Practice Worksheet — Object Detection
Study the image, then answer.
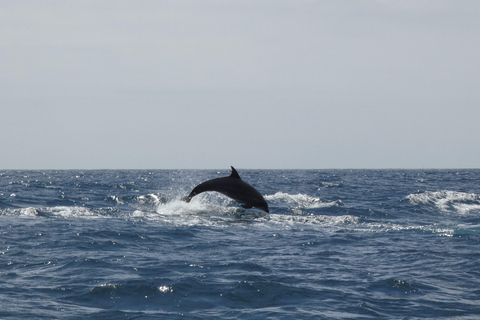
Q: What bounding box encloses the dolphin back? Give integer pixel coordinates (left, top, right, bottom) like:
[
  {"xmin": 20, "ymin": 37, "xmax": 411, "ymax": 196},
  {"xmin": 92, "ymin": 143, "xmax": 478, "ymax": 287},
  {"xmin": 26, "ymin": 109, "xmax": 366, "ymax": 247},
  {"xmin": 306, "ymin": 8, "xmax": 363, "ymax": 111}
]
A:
[
  {"xmin": 182, "ymin": 167, "xmax": 269, "ymax": 213},
  {"xmin": 183, "ymin": 177, "xmax": 230, "ymax": 202}
]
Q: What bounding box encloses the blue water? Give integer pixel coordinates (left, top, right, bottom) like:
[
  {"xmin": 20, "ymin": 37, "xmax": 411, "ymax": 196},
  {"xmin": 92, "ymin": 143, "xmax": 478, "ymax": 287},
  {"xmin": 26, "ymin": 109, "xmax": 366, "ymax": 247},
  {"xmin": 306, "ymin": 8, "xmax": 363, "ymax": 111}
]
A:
[{"xmin": 1, "ymin": 169, "xmax": 480, "ymax": 319}]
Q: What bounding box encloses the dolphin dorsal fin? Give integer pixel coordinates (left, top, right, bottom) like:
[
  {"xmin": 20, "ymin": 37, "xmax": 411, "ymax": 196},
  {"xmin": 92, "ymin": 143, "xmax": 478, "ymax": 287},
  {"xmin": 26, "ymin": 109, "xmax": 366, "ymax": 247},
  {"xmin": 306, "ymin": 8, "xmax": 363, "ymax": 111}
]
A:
[{"xmin": 230, "ymin": 166, "xmax": 241, "ymax": 179}]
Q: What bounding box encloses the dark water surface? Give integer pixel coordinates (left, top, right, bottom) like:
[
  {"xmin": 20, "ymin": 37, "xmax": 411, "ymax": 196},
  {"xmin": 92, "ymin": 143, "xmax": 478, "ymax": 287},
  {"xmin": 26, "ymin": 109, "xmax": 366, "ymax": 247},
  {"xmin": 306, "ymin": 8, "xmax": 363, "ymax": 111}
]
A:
[{"xmin": 1, "ymin": 169, "xmax": 480, "ymax": 319}]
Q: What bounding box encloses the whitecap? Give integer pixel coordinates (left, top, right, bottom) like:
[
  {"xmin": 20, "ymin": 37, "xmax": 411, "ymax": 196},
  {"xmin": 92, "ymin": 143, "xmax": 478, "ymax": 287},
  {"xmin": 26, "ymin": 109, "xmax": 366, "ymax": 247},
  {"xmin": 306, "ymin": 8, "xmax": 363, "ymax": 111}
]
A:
[
  {"xmin": 265, "ymin": 192, "xmax": 338, "ymax": 210},
  {"xmin": 453, "ymin": 204, "xmax": 480, "ymax": 215},
  {"xmin": 137, "ymin": 193, "xmax": 161, "ymax": 204},
  {"xmin": 123, "ymin": 192, "xmax": 344, "ymax": 228},
  {"xmin": 268, "ymin": 214, "xmax": 359, "ymax": 228},
  {"xmin": 129, "ymin": 196, "xmax": 240, "ymax": 227},
  {"xmin": 353, "ymin": 222, "xmax": 455, "ymax": 237},
  {"xmin": 318, "ymin": 182, "xmax": 341, "ymax": 188},
  {"xmin": 1, "ymin": 207, "xmax": 38, "ymax": 217},
  {"xmin": 406, "ymin": 190, "xmax": 480, "ymax": 214},
  {"xmin": 0, "ymin": 206, "xmax": 117, "ymax": 219}
]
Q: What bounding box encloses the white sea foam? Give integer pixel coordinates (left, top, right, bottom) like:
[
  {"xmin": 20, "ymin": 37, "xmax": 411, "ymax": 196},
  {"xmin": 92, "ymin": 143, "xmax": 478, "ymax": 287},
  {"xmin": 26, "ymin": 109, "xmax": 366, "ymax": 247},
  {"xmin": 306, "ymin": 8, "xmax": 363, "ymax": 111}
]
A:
[
  {"xmin": 453, "ymin": 204, "xmax": 480, "ymax": 215},
  {"xmin": 267, "ymin": 214, "xmax": 359, "ymax": 229},
  {"xmin": 406, "ymin": 190, "xmax": 480, "ymax": 214},
  {"xmin": 265, "ymin": 192, "xmax": 338, "ymax": 209},
  {"xmin": 318, "ymin": 182, "xmax": 341, "ymax": 188},
  {"xmin": 144, "ymin": 192, "xmax": 346, "ymax": 228},
  {"xmin": 115, "ymin": 191, "xmax": 343, "ymax": 228},
  {"xmin": 1, "ymin": 207, "xmax": 38, "ymax": 217},
  {"xmin": 352, "ymin": 222, "xmax": 456, "ymax": 237},
  {"xmin": 0, "ymin": 206, "xmax": 112, "ymax": 218},
  {"xmin": 118, "ymin": 191, "xmax": 344, "ymax": 228},
  {"xmin": 128, "ymin": 195, "xmax": 239, "ymax": 227},
  {"xmin": 137, "ymin": 193, "xmax": 161, "ymax": 204}
]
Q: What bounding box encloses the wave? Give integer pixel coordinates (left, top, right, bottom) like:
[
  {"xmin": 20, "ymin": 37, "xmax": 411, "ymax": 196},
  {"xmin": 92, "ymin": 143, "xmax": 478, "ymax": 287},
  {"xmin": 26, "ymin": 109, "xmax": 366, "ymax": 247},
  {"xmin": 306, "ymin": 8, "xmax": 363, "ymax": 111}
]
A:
[
  {"xmin": 0, "ymin": 192, "xmax": 349, "ymax": 229},
  {"xmin": 145, "ymin": 192, "xmax": 352, "ymax": 229},
  {"xmin": 0, "ymin": 206, "xmax": 118, "ymax": 218},
  {"xmin": 130, "ymin": 198, "xmax": 242, "ymax": 227},
  {"xmin": 318, "ymin": 182, "xmax": 341, "ymax": 188},
  {"xmin": 69, "ymin": 282, "xmax": 176, "ymax": 312},
  {"xmin": 108, "ymin": 193, "xmax": 165, "ymax": 206},
  {"xmin": 3, "ymin": 202, "xmax": 474, "ymax": 237},
  {"xmin": 4, "ymin": 196, "xmax": 477, "ymax": 236},
  {"xmin": 70, "ymin": 275, "xmax": 321, "ymax": 313},
  {"xmin": 267, "ymin": 214, "xmax": 359, "ymax": 229},
  {"xmin": 350, "ymin": 222, "xmax": 457, "ymax": 237},
  {"xmin": 12, "ymin": 191, "xmax": 469, "ymax": 235},
  {"xmin": 406, "ymin": 190, "xmax": 480, "ymax": 215},
  {"xmin": 265, "ymin": 192, "xmax": 339, "ymax": 209}
]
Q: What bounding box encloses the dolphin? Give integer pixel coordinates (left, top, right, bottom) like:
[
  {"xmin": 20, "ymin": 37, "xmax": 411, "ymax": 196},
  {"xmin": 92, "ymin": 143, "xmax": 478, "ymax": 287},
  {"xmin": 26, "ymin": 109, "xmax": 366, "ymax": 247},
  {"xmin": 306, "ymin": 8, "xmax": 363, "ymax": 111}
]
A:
[{"xmin": 183, "ymin": 166, "xmax": 269, "ymax": 213}]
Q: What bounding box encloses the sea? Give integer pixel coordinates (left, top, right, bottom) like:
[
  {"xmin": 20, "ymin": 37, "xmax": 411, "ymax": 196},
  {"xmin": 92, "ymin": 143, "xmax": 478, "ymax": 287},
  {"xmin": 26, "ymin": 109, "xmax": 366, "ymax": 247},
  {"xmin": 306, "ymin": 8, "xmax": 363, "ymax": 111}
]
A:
[{"xmin": 1, "ymin": 169, "xmax": 480, "ymax": 319}]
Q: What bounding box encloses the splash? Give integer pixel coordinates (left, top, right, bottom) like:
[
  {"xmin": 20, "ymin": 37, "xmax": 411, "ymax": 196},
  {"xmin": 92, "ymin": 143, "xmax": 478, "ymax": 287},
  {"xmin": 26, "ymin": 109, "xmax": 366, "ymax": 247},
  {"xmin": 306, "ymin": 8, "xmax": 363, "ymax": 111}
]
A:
[
  {"xmin": 1, "ymin": 191, "xmax": 349, "ymax": 230},
  {"xmin": 129, "ymin": 195, "xmax": 244, "ymax": 227}
]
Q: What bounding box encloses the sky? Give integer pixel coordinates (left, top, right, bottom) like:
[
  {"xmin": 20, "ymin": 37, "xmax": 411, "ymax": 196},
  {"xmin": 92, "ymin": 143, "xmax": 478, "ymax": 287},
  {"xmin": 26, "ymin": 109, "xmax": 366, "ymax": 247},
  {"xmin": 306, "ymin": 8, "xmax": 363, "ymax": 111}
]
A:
[{"xmin": 1, "ymin": 1, "xmax": 479, "ymax": 169}]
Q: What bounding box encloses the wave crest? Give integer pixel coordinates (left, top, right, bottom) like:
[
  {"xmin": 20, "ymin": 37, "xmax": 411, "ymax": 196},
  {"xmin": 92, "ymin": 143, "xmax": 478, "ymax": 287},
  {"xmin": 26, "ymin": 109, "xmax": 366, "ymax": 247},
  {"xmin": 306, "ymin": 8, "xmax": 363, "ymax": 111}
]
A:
[
  {"xmin": 406, "ymin": 190, "xmax": 480, "ymax": 214},
  {"xmin": 0, "ymin": 206, "xmax": 118, "ymax": 218},
  {"xmin": 1, "ymin": 192, "xmax": 346, "ymax": 229},
  {"xmin": 265, "ymin": 192, "xmax": 339, "ymax": 210}
]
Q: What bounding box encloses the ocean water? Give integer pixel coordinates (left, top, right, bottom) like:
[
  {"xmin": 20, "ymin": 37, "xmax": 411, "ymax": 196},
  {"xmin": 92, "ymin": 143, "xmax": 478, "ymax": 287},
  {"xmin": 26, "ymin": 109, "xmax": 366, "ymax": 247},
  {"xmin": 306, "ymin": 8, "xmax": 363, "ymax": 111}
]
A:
[{"xmin": 1, "ymin": 169, "xmax": 480, "ymax": 319}]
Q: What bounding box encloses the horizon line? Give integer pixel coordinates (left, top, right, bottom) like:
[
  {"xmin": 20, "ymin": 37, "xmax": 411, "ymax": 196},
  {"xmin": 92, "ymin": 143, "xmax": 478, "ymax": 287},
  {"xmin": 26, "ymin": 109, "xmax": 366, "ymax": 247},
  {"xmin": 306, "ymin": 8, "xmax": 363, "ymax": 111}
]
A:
[{"xmin": 1, "ymin": 167, "xmax": 479, "ymax": 171}]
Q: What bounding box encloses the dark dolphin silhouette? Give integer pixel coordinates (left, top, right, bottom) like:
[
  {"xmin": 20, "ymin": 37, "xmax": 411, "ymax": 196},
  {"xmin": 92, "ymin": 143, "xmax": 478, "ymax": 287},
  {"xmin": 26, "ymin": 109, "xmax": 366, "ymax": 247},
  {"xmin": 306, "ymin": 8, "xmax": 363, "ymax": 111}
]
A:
[{"xmin": 183, "ymin": 166, "xmax": 269, "ymax": 213}]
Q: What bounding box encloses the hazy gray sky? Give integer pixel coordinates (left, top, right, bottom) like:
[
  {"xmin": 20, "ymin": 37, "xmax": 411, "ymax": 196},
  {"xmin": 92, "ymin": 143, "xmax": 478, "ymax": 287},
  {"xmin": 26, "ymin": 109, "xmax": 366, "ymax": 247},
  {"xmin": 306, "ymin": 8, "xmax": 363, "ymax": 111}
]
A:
[{"xmin": 2, "ymin": 1, "xmax": 479, "ymax": 169}]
